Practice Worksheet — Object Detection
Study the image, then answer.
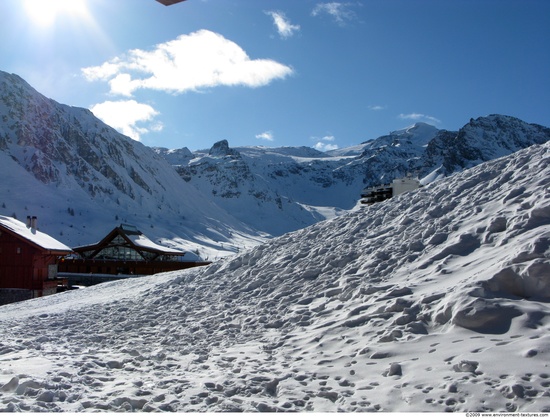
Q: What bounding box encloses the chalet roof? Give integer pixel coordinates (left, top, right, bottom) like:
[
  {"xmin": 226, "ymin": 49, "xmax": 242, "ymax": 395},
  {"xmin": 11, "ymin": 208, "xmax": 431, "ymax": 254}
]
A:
[
  {"xmin": 0, "ymin": 215, "xmax": 72, "ymax": 253},
  {"xmin": 74, "ymin": 224, "xmax": 186, "ymax": 257}
]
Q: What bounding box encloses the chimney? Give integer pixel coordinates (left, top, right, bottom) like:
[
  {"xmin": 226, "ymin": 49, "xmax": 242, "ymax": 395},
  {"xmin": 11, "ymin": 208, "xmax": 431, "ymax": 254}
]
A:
[
  {"xmin": 26, "ymin": 216, "xmax": 32, "ymax": 228},
  {"xmin": 31, "ymin": 216, "xmax": 37, "ymax": 230}
]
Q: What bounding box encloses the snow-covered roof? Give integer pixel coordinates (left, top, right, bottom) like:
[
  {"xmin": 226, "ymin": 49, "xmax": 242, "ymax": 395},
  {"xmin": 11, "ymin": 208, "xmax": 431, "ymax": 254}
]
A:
[
  {"xmin": 127, "ymin": 233, "xmax": 185, "ymax": 255},
  {"xmin": 74, "ymin": 224, "xmax": 187, "ymax": 256},
  {"xmin": 0, "ymin": 215, "xmax": 72, "ymax": 252}
]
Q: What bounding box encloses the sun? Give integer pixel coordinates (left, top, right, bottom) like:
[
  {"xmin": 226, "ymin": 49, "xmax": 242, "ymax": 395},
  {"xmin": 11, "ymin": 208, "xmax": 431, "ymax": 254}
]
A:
[{"xmin": 23, "ymin": 0, "xmax": 90, "ymax": 28}]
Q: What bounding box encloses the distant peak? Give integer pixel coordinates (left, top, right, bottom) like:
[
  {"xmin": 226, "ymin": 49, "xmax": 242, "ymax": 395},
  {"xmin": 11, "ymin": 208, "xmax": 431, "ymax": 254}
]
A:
[
  {"xmin": 470, "ymin": 114, "xmax": 520, "ymax": 123},
  {"xmin": 465, "ymin": 114, "xmax": 530, "ymax": 129},
  {"xmin": 411, "ymin": 121, "xmax": 433, "ymax": 127},
  {"xmin": 408, "ymin": 121, "xmax": 438, "ymax": 131},
  {"xmin": 0, "ymin": 71, "xmax": 33, "ymax": 91},
  {"xmin": 209, "ymin": 139, "xmax": 239, "ymax": 157},
  {"xmin": 383, "ymin": 122, "xmax": 440, "ymax": 147}
]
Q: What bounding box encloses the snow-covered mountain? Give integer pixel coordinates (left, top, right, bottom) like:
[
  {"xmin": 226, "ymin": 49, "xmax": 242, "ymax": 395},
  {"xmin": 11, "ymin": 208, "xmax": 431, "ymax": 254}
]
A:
[
  {"xmin": 0, "ymin": 140, "xmax": 548, "ymax": 412},
  {"xmin": 153, "ymin": 140, "xmax": 348, "ymax": 236},
  {"xmin": 1, "ymin": 69, "xmax": 549, "ymax": 255},
  {"xmin": 0, "ymin": 71, "xmax": 267, "ymax": 260},
  {"xmin": 155, "ymin": 116, "xmax": 550, "ymax": 235}
]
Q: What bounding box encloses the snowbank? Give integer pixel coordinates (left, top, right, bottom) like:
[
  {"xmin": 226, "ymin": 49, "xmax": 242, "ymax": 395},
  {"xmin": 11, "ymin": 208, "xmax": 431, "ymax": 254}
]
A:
[{"xmin": 0, "ymin": 143, "xmax": 549, "ymax": 412}]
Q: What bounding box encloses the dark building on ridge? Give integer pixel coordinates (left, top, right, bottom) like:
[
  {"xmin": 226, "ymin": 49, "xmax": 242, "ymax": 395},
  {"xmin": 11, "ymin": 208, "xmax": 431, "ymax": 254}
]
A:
[{"xmin": 361, "ymin": 175, "xmax": 422, "ymax": 205}]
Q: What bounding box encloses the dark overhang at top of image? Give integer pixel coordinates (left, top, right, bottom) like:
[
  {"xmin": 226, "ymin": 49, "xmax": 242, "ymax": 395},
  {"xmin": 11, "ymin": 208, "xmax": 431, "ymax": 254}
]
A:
[{"xmin": 156, "ymin": 0, "xmax": 187, "ymax": 5}]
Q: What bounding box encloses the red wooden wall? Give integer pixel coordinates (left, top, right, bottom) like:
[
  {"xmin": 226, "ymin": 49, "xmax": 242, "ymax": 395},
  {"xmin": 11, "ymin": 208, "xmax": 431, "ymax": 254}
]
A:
[{"xmin": 0, "ymin": 228, "xmax": 57, "ymax": 295}]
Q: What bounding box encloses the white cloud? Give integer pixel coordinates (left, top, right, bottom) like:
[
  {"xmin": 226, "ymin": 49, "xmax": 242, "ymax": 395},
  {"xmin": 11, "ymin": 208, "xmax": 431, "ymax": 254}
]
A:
[
  {"xmin": 266, "ymin": 10, "xmax": 300, "ymax": 39},
  {"xmin": 399, "ymin": 113, "xmax": 424, "ymax": 120},
  {"xmin": 399, "ymin": 113, "xmax": 441, "ymax": 125},
  {"xmin": 81, "ymin": 59, "xmax": 121, "ymax": 81},
  {"xmin": 369, "ymin": 105, "xmax": 386, "ymax": 111},
  {"xmin": 90, "ymin": 100, "xmax": 160, "ymax": 141},
  {"xmin": 82, "ymin": 30, "xmax": 294, "ymax": 96},
  {"xmin": 311, "ymin": 134, "xmax": 335, "ymax": 141},
  {"xmin": 256, "ymin": 131, "xmax": 274, "ymax": 141},
  {"xmin": 312, "ymin": 135, "xmax": 338, "ymax": 151},
  {"xmin": 109, "ymin": 73, "xmax": 139, "ymax": 97},
  {"xmin": 312, "ymin": 2, "xmax": 356, "ymax": 26},
  {"xmin": 314, "ymin": 141, "xmax": 339, "ymax": 152}
]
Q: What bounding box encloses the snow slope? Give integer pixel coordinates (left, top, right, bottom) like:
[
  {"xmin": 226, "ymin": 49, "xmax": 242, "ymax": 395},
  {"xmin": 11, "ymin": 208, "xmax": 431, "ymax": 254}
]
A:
[{"xmin": 0, "ymin": 142, "xmax": 549, "ymax": 412}]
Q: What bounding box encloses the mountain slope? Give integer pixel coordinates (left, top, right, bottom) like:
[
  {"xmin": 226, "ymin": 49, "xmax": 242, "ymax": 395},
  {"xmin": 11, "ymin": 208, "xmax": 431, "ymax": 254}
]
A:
[
  {"xmin": 157, "ymin": 116, "xmax": 550, "ymax": 236},
  {"xmin": 0, "ymin": 71, "xmax": 266, "ymax": 259},
  {"xmin": 156, "ymin": 140, "xmax": 347, "ymax": 236},
  {"xmin": 423, "ymin": 114, "xmax": 550, "ymax": 178},
  {"xmin": 0, "ymin": 141, "xmax": 548, "ymax": 412}
]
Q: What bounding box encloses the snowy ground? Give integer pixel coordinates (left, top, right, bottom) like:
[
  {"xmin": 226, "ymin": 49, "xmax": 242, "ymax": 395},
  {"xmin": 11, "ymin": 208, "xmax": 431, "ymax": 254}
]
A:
[{"xmin": 0, "ymin": 142, "xmax": 549, "ymax": 412}]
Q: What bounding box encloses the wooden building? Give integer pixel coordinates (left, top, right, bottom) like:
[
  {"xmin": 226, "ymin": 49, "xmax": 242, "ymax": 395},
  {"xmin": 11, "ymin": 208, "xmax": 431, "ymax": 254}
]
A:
[
  {"xmin": 58, "ymin": 224, "xmax": 209, "ymax": 283},
  {"xmin": 0, "ymin": 215, "xmax": 72, "ymax": 305}
]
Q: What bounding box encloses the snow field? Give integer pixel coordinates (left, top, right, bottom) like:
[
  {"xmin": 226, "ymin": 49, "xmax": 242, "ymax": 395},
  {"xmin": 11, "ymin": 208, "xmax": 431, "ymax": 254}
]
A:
[{"xmin": 0, "ymin": 143, "xmax": 549, "ymax": 412}]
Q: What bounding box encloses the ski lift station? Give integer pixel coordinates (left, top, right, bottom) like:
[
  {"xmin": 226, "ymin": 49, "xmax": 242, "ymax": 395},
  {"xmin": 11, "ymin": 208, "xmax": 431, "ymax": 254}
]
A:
[{"xmin": 58, "ymin": 224, "xmax": 210, "ymax": 287}]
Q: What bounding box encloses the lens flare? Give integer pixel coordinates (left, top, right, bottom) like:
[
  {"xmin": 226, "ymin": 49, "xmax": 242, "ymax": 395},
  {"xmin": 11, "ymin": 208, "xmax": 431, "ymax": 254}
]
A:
[{"xmin": 23, "ymin": 0, "xmax": 90, "ymax": 28}]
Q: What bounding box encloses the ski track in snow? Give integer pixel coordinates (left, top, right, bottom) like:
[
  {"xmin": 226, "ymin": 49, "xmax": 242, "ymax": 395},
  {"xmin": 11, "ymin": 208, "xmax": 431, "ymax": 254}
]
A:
[{"xmin": 0, "ymin": 143, "xmax": 550, "ymax": 412}]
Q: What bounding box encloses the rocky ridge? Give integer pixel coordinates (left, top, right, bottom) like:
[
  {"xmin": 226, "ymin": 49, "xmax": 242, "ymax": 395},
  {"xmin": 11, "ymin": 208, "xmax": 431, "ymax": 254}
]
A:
[{"xmin": 155, "ymin": 116, "xmax": 550, "ymax": 235}]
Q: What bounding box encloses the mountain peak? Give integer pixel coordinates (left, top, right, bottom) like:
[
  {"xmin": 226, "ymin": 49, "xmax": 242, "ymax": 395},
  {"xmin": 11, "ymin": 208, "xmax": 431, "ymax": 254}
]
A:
[
  {"xmin": 396, "ymin": 122, "xmax": 439, "ymax": 142},
  {"xmin": 209, "ymin": 139, "xmax": 239, "ymax": 157}
]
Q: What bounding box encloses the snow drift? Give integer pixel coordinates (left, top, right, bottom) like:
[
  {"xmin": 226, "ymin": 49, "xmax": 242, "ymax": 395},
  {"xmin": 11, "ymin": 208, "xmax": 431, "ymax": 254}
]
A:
[{"xmin": 0, "ymin": 141, "xmax": 549, "ymax": 412}]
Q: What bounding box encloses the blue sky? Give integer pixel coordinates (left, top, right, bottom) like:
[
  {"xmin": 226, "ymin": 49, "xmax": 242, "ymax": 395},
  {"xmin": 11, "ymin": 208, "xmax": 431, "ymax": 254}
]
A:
[{"xmin": 1, "ymin": 0, "xmax": 549, "ymax": 152}]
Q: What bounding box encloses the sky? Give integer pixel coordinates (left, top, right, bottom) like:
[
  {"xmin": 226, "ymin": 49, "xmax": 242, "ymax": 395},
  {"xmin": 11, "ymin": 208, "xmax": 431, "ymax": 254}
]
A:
[{"xmin": 1, "ymin": 0, "xmax": 549, "ymax": 152}]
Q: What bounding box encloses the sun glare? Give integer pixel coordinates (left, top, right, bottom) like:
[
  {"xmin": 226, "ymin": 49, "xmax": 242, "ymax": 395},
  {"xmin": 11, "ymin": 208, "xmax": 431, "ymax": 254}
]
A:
[{"xmin": 23, "ymin": 0, "xmax": 90, "ymax": 28}]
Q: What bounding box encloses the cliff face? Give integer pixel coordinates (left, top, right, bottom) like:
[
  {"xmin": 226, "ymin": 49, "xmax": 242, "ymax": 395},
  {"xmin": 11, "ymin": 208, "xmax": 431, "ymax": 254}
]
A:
[{"xmin": 0, "ymin": 71, "xmax": 164, "ymax": 197}]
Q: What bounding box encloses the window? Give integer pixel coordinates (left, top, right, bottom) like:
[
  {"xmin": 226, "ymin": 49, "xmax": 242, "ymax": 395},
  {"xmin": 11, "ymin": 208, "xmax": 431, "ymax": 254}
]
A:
[{"xmin": 95, "ymin": 241, "xmax": 145, "ymax": 261}]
